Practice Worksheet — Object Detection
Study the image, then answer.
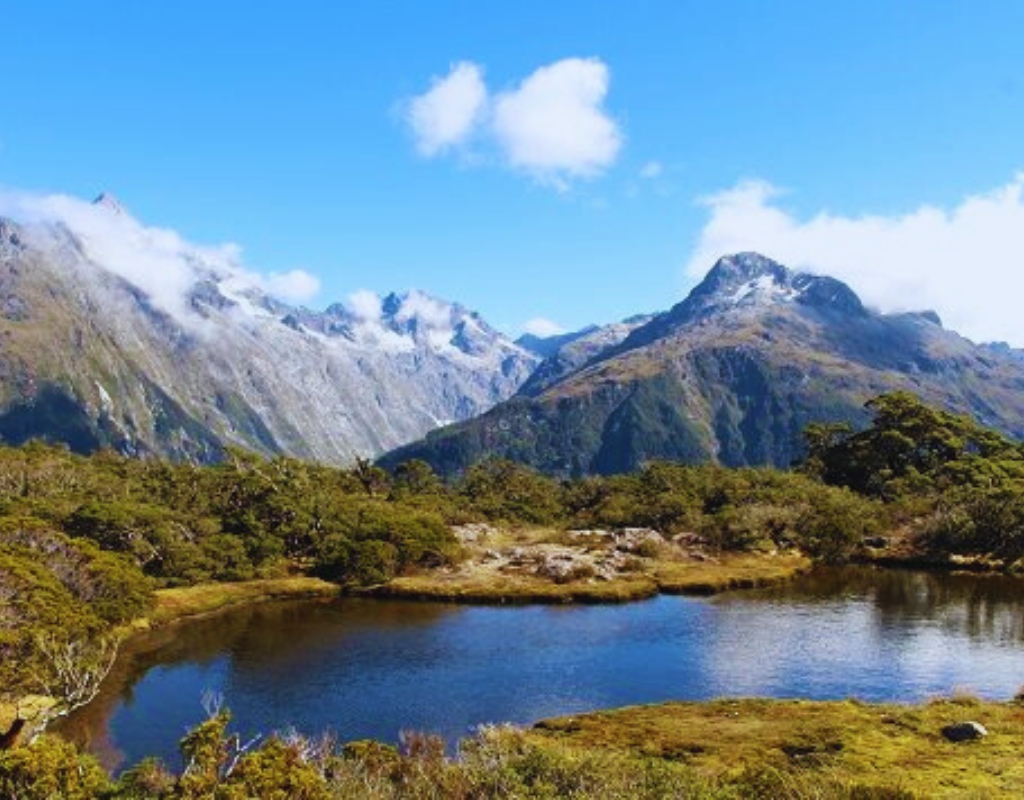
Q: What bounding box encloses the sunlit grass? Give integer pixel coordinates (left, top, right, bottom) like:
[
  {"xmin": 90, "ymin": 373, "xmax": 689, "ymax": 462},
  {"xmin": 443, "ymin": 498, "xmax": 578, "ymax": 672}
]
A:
[
  {"xmin": 149, "ymin": 577, "xmax": 341, "ymax": 624},
  {"xmin": 533, "ymin": 697, "xmax": 1024, "ymax": 797}
]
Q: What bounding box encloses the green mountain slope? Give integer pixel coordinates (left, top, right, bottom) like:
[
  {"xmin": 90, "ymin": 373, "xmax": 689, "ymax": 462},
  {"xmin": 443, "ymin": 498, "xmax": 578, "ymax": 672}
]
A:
[{"xmin": 381, "ymin": 253, "xmax": 1024, "ymax": 476}]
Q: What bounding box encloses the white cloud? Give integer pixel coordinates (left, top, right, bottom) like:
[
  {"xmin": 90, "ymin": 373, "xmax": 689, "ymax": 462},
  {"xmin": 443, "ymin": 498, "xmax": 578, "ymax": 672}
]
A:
[
  {"xmin": 0, "ymin": 189, "xmax": 321, "ymax": 324},
  {"xmin": 402, "ymin": 57, "xmax": 623, "ymax": 187},
  {"xmin": 639, "ymin": 161, "xmax": 663, "ymax": 179},
  {"xmin": 405, "ymin": 61, "xmax": 487, "ymax": 156},
  {"xmin": 345, "ymin": 289, "xmax": 383, "ymax": 321},
  {"xmin": 522, "ymin": 317, "xmax": 566, "ymax": 337},
  {"xmin": 264, "ymin": 269, "xmax": 320, "ymax": 302},
  {"xmin": 685, "ymin": 174, "xmax": 1024, "ymax": 346},
  {"xmin": 341, "ymin": 289, "xmax": 423, "ymax": 353},
  {"xmin": 492, "ymin": 58, "xmax": 622, "ymax": 185},
  {"xmin": 395, "ymin": 289, "xmax": 452, "ymax": 328}
]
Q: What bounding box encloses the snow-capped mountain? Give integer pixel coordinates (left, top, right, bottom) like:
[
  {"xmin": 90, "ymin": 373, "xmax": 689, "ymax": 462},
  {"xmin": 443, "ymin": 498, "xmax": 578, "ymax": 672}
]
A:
[
  {"xmin": 0, "ymin": 194, "xmax": 538, "ymax": 462},
  {"xmin": 382, "ymin": 253, "xmax": 1024, "ymax": 477}
]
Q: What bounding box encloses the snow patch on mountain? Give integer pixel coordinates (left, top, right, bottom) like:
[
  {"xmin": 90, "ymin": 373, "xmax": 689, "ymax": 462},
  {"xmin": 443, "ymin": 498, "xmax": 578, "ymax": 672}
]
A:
[{"xmin": 724, "ymin": 273, "xmax": 800, "ymax": 306}]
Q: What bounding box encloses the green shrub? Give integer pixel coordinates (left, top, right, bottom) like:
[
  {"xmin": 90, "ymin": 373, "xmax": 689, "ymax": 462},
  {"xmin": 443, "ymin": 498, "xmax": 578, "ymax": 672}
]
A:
[{"xmin": 0, "ymin": 735, "xmax": 110, "ymax": 799}]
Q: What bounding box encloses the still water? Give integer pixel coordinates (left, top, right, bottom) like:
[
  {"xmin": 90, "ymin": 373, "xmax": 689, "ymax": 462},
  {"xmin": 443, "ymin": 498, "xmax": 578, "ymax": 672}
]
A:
[{"xmin": 59, "ymin": 567, "xmax": 1024, "ymax": 770}]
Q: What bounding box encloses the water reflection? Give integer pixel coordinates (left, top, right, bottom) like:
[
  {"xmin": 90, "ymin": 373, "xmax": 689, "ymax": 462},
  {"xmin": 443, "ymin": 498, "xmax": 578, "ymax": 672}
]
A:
[
  {"xmin": 706, "ymin": 567, "xmax": 1024, "ymax": 700},
  {"xmin": 58, "ymin": 569, "xmax": 1024, "ymax": 772},
  {"xmin": 57, "ymin": 599, "xmax": 458, "ymax": 768},
  {"xmin": 727, "ymin": 567, "xmax": 1024, "ymax": 644}
]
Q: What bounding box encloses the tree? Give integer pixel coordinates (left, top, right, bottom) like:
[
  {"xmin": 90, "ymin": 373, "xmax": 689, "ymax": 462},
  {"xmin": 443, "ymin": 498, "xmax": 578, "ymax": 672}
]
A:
[
  {"xmin": 25, "ymin": 633, "xmax": 121, "ymax": 742},
  {"xmin": 390, "ymin": 459, "xmax": 444, "ymax": 498},
  {"xmin": 460, "ymin": 459, "xmax": 562, "ymax": 524},
  {"xmin": 352, "ymin": 458, "xmax": 391, "ymax": 497}
]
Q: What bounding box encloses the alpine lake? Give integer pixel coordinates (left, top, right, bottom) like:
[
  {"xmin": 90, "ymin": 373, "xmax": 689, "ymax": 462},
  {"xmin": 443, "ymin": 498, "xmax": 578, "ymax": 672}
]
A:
[{"xmin": 57, "ymin": 566, "xmax": 1024, "ymax": 771}]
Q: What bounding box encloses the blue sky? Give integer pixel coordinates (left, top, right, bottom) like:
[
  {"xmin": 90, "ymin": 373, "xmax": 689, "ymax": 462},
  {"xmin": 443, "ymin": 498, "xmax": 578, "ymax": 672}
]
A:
[{"xmin": 2, "ymin": 1, "xmax": 1023, "ymax": 342}]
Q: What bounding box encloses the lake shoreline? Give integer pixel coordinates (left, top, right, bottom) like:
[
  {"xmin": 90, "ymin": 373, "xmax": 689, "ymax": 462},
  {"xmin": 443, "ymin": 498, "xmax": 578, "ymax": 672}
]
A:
[
  {"xmin": 140, "ymin": 576, "xmax": 343, "ymax": 630},
  {"xmin": 141, "ymin": 549, "xmax": 812, "ymax": 625},
  {"xmin": 53, "ymin": 565, "xmax": 1024, "ymax": 797},
  {"xmin": 140, "ymin": 546, "xmax": 1024, "ymax": 627}
]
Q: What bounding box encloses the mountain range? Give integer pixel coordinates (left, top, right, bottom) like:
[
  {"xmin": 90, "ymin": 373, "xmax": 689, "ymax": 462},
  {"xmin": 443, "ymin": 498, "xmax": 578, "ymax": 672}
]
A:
[
  {"xmin": 382, "ymin": 253, "xmax": 1024, "ymax": 476},
  {"xmin": 0, "ymin": 197, "xmax": 537, "ymax": 463},
  {"xmin": 2, "ymin": 196, "xmax": 1023, "ymax": 475}
]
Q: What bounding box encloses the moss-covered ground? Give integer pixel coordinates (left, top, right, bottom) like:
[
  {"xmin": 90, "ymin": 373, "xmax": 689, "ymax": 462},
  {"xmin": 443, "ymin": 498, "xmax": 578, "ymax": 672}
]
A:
[{"xmin": 532, "ymin": 696, "xmax": 1024, "ymax": 798}]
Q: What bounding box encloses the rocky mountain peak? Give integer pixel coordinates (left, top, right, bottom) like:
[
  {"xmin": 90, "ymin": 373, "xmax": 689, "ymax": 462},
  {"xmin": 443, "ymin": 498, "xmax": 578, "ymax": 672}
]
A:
[
  {"xmin": 380, "ymin": 291, "xmax": 405, "ymax": 318},
  {"xmin": 688, "ymin": 252, "xmax": 865, "ymax": 317},
  {"xmin": 700, "ymin": 252, "xmax": 790, "ymax": 292}
]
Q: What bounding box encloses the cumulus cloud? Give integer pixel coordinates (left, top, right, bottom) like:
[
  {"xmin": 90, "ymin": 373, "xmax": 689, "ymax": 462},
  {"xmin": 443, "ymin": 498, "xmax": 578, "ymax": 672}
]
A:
[
  {"xmin": 402, "ymin": 57, "xmax": 623, "ymax": 186},
  {"xmin": 522, "ymin": 317, "xmax": 566, "ymax": 337},
  {"xmin": 394, "ymin": 289, "xmax": 452, "ymax": 329},
  {"xmin": 405, "ymin": 61, "xmax": 487, "ymax": 156},
  {"xmin": 492, "ymin": 58, "xmax": 622, "ymax": 184},
  {"xmin": 342, "ymin": 289, "xmax": 458, "ymax": 353},
  {"xmin": 345, "ymin": 288, "xmax": 384, "ymax": 321},
  {"xmin": 685, "ymin": 175, "xmax": 1024, "ymax": 346},
  {"xmin": 0, "ymin": 189, "xmax": 320, "ymax": 325},
  {"xmin": 264, "ymin": 270, "xmax": 321, "ymax": 302}
]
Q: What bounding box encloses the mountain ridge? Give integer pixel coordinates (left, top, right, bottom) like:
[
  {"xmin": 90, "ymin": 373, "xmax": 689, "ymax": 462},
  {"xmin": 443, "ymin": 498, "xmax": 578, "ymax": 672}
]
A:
[
  {"xmin": 380, "ymin": 253, "xmax": 1024, "ymax": 476},
  {"xmin": 0, "ymin": 202, "xmax": 539, "ymax": 463}
]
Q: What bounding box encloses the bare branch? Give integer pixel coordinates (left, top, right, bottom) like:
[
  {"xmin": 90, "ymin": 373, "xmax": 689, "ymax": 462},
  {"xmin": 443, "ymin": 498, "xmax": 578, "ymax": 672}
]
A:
[{"xmin": 201, "ymin": 689, "xmax": 224, "ymax": 719}]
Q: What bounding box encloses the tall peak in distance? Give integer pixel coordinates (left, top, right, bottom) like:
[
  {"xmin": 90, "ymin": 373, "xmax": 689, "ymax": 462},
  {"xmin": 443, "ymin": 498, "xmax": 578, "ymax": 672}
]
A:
[
  {"xmin": 701, "ymin": 252, "xmax": 790, "ymax": 289},
  {"xmin": 689, "ymin": 252, "xmax": 866, "ymax": 317}
]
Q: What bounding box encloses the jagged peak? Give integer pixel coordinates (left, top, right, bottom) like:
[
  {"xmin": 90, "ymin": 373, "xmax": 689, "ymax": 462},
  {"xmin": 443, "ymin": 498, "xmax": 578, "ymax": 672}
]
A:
[
  {"xmin": 690, "ymin": 252, "xmax": 865, "ymax": 316},
  {"xmin": 702, "ymin": 252, "xmax": 789, "ymax": 288}
]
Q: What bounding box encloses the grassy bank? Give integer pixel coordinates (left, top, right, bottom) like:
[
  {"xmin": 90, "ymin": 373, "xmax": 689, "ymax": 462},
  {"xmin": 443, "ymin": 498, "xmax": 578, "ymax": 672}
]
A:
[
  {"xmin": 364, "ymin": 524, "xmax": 810, "ymax": 603},
  {"xmin": 16, "ymin": 696, "xmax": 1023, "ymax": 798},
  {"xmin": 364, "ymin": 573, "xmax": 662, "ymax": 603},
  {"xmin": 653, "ymin": 551, "xmax": 809, "ymax": 595},
  {"xmin": 532, "ymin": 696, "xmax": 1024, "ymax": 798},
  {"xmin": 368, "ymin": 553, "xmax": 808, "ymax": 604},
  {"xmin": 146, "ymin": 576, "xmax": 341, "ymax": 626}
]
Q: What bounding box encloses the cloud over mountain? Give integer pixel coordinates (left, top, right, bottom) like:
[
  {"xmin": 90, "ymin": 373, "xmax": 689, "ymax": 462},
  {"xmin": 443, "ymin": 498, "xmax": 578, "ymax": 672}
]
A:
[
  {"xmin": 686, "ymin": 174, "xmax": 1024, "ymax": 346},
  {"xmin": 0, "ymin": 189, "xmax": 321, "ymax": 325},
  {"xmin": 521, "ymin": 317, "xmax": 566, "ymax": 337}
]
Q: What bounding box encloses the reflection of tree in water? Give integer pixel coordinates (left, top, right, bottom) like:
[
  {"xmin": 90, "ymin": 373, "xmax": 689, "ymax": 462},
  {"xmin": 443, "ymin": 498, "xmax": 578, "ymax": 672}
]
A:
[
  {"xmin": 55, "ymin": 598, "xmax": 456, "ymax": 768},
  {"xmin": 224, "ymin": 598, "xmax": 458, "ymax": 669},
  {"xmin": 734, "ymin": 567, "xmax": 1024, "ymax": 645},
  {"xmin": 869, "ymin": 569, "xmax": 1024, "ymax": 645}
]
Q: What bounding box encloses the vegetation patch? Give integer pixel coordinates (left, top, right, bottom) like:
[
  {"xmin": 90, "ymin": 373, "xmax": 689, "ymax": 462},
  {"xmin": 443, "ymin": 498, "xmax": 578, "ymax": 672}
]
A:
[
  {"xmin": 4, "ymin": 389, "xmax": 1024, "ymax": 784},
  {"xmin": 5, "ymin": 698, "xmax": 1018, "ymax": 797},
  {"xmin": 532, "ymin": 697, "xmax": 1024, "ymax": 798},
  {"xmin": 148, "ymin": 577, "xmax": 341, "ymax": 626}
]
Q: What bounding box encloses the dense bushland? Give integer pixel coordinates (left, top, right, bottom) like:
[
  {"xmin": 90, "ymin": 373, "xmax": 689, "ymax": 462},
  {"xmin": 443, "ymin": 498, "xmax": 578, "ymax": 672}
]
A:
[{"xmin": 804, "ymin": 391, "xmax": 1024, "ymax": 563}]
